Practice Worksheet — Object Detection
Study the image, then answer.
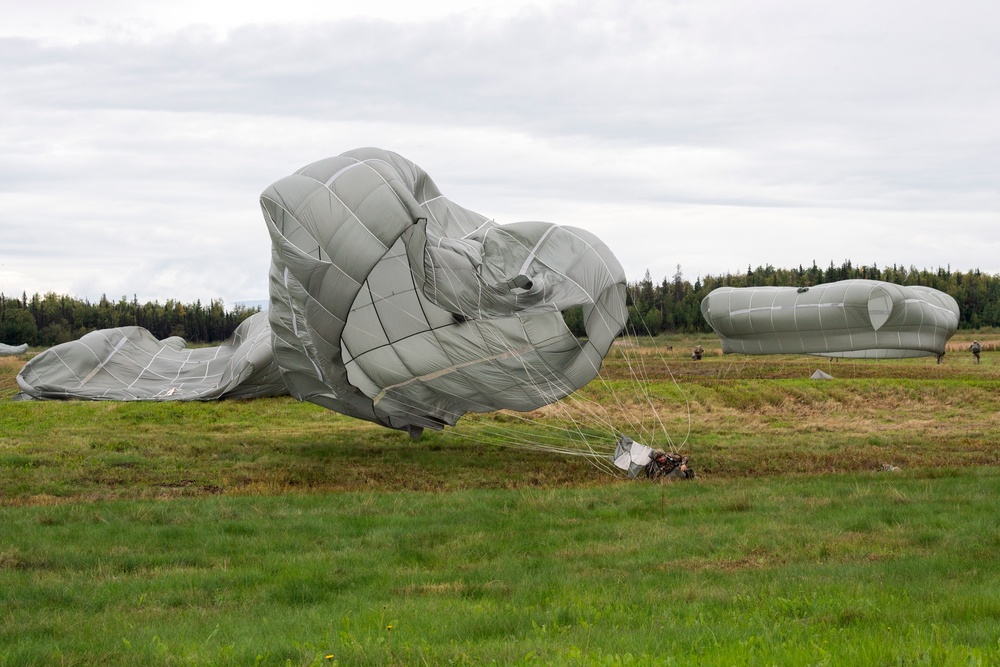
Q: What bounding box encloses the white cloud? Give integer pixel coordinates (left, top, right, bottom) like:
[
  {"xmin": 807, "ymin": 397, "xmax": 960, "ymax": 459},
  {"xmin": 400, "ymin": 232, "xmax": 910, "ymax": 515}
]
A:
[{"xmin": 2, "ymin": 0, "xmax": 999, "ymax": 306}]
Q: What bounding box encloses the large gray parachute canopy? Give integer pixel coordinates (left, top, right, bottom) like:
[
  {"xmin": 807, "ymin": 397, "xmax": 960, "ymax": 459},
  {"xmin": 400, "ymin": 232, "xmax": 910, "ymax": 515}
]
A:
[
  {"xmin": 262, "ymin": 147, "xmax": 628, "ymax": 435},
  {"xmin": 17, "ymin": 148, "xmax": 628, "ymax": 434},
  {"xmin": 700, "ymin": 279, "xmax": 959, "ymax": 358}
]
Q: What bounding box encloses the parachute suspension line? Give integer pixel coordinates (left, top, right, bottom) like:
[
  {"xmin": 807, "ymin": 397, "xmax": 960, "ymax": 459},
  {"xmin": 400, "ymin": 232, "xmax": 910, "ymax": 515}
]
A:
[
  {"xmin": 480, "ymin": 286, "xmax": 662, "ymax": 452},
  {"xmin": 465, "ymin": 337, "xmax": 624, "ymax": 470},
  {"xmin": 470, "ymin": 277, "xmax": 675, "ymax": 467},
  {"xmin": 371, "ymin": 247, "xmax": 632, "ymax": 460},
  {"xmin": 352, "ymin": 261, "xmax": 679, "ymax": 473},
  {"xmin": 616, "ymin": 291, "xmax": 662, "ymax": 445},
  {"xmin": 649, "ymin": 341, "xmax": 693, "ymax": 450},
  {"xmin": 372, "ymin": 383, "xmax": 621, "ymax": 476},
  {"xmin": 465, "ymin": 305, "xmax": 669, "ymax": 469},
  {"xmin": 349, "ymin": 280, "xmax": 622, "ymax": 467},
  {"xmin": 613, "ymin": 330, "xmax": 670, "ymax": 448},
  {"xmin": 459, "ymin": 317, "xmax": 627, "ymax": 468},
  {"xmin": 620, "ymin": 284, "xmax": 694, "ymax": 453},
  {"xmin": 601, "ymin": 284, "xmax": 673, "ymax": 448},
  {"xmin": 373, "ymin": 380, "xmax": 603, "ymax": 457},
  {"xmin": 378, "ymin": 385, "xmax": 623, "ymax": 476},
  {"xmin": 350, "ymin": 246, "xmax": 638, "ymax": 474},
  {"xmin": 331, "ymin": 279, "xmax": 624, "ymax": 467}
]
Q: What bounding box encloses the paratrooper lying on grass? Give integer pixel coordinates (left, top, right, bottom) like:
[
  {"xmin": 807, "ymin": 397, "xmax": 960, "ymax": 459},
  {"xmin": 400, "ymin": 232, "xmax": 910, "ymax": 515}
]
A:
[
  {"xmin": 645, "ymin": 449, "xmax": 695, "ymax": 481},
  {"xmin": 612, "ymin": 436, "xmax": 695, "ymax": 481}
]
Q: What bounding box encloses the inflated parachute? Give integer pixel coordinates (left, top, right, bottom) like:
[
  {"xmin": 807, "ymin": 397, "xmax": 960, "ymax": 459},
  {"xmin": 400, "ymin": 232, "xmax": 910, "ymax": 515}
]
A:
[
  {"xmin": 0, "ymin": 343, "xmax": 28, "ymax": 356},
  {"xmin": 17, "ymin": 148, "xmax": 628, "ymax": 437},
  {"xmin": 700, "ymin": 279, "xmax": 959, "ymax": 358},
  {"xmin": 262, "ymin": 148, "xmax": 627, "ymax": 436}
]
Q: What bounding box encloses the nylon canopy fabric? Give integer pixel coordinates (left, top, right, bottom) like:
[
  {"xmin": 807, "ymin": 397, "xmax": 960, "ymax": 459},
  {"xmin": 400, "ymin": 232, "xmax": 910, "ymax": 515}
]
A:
[
  {"xmin": 0, "ymin": 343, "xmax": 28, "ymax": 356},
  {"xmin": 263, "ymin": 147, "xmax": 628, "ymax": 435},
  {"xmin": 700, "ymin": 279, "xmax": 959, "ymax": 358},
  {"xmin": 16, "ymin": 312, "xmax": 286, "ymax": 400},
  {"xmin": 16, "ymin": 148, "xmax": 628, "ymax": 436},
  {"xmin": 612, "ymin": 436, "xmax": 654, "ymax": 478}
]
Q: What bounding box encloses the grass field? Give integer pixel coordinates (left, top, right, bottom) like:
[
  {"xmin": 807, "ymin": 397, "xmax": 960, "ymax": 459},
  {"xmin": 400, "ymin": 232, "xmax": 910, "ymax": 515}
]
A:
[{"xmin": 2, "ymin": 333, "xmax": 999, "ymax": 665}]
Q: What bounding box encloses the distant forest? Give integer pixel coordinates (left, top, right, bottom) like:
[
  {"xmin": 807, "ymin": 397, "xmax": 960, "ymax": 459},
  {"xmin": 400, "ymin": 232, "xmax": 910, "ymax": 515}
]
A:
[
  {"xmin": 0, "ymin": 293, "xmax": 261, "ymax": 348},
  {"xmin": 2, "ymin": 261, "xmax": 998, "ymax": 347}
]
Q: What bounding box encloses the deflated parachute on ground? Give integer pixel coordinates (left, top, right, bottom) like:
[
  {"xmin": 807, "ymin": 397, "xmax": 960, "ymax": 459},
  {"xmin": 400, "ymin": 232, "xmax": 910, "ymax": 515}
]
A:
[
  {"xmin": 16, "ymin": 312, "xmax": 286, "ymax": 400},
  {"xmin": 17, "ymin": 148, "xmax": 628, "ymax": 435},
  {"xmin": 700, "ymin": 279, "xmax": 959, "ymax": 358}
]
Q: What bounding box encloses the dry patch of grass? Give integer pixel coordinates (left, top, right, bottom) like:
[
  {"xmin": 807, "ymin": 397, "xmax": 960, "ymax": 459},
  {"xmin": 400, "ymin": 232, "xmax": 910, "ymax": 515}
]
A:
[
  {"xmin": 5, "ymin": 338, "xmax": 1000, "ymax": 504},
  {"xmin": 0, "ymin": 356, "xmax": 28, "ymax": 398}
]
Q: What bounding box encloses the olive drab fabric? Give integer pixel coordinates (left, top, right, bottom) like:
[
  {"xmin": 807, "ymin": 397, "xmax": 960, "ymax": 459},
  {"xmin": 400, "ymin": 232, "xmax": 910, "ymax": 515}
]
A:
[
  {"xmin": 16, "ymin": 311, "xmax": 285, "ymax": 400},
  {"xmin": 263, "ymin": 148, "xmax": 628, "ymax": 434},
  {"xmin": 611, "ymin": 436, "xmax": 654, "ymax": 478},
  {"xmin": 17, "ymin": 148, "xmax": 628, "ymax": 435},
  {"xmin": 701, "ymin": 280, "xmax": 959, "ymax": 358}
]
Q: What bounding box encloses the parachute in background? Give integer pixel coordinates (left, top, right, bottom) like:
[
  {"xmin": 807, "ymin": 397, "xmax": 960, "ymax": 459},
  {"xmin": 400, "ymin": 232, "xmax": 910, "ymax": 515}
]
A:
[
  {"xmin": 262, "ymin": 148, "xmax": 628, "ymax": 436},
  {"xmin": 17, "ymin": 148, "xmax": 628, "ymax": 439},
  {"xmin": 0, "ymin": 343, "xmax": 28, "ymax": 356},
  {"xmin": 700, "ymin": 279, "xmax": 959, "ymax": 358}
]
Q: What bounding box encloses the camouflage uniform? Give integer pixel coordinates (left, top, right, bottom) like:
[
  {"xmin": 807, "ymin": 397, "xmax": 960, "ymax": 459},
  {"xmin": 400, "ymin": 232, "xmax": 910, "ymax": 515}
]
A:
[{"xmin": 645, "ymin": 451, "xmax": 695, "ymax": 480}]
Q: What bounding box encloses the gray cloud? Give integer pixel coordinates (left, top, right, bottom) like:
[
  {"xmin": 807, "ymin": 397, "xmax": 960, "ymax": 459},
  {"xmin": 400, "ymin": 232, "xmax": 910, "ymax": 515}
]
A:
[{"xmin": 2, "ymin": 0, "xmax": 999, "ymax": 305}]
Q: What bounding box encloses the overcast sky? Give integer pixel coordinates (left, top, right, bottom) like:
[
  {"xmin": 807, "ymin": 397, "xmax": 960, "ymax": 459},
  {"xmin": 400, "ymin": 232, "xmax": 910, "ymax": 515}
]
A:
[{"xmin": 2, "ymin": 0, "xmax": 998, "ymax": 307}]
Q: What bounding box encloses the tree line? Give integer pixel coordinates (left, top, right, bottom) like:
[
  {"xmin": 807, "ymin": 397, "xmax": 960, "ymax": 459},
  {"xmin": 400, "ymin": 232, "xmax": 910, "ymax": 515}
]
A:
[
  {"xmin": 569, "ymin": 260, "xmax": 1000, "ymax": 337},
  {"xmin": 3, "ymin": 260, "xmax": 998, "ymax": 347},
  {"xmin": 0, "ymin": 292, "xmax": 261, "ymax": 348}
]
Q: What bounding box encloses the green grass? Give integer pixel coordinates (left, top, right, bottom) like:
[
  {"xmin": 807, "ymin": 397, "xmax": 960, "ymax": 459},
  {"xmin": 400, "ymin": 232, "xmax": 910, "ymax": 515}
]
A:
[
  {"xmin": 3, "ymin": 342, "xmax": 1000, "ymax": 664},
  {"xmin": 3, "ymin": 476, "xmax": 1000, "ymax": 665},
  {"xmin": 5, "ymin": 363, "xmax": 1000, "ymax": 503}
]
